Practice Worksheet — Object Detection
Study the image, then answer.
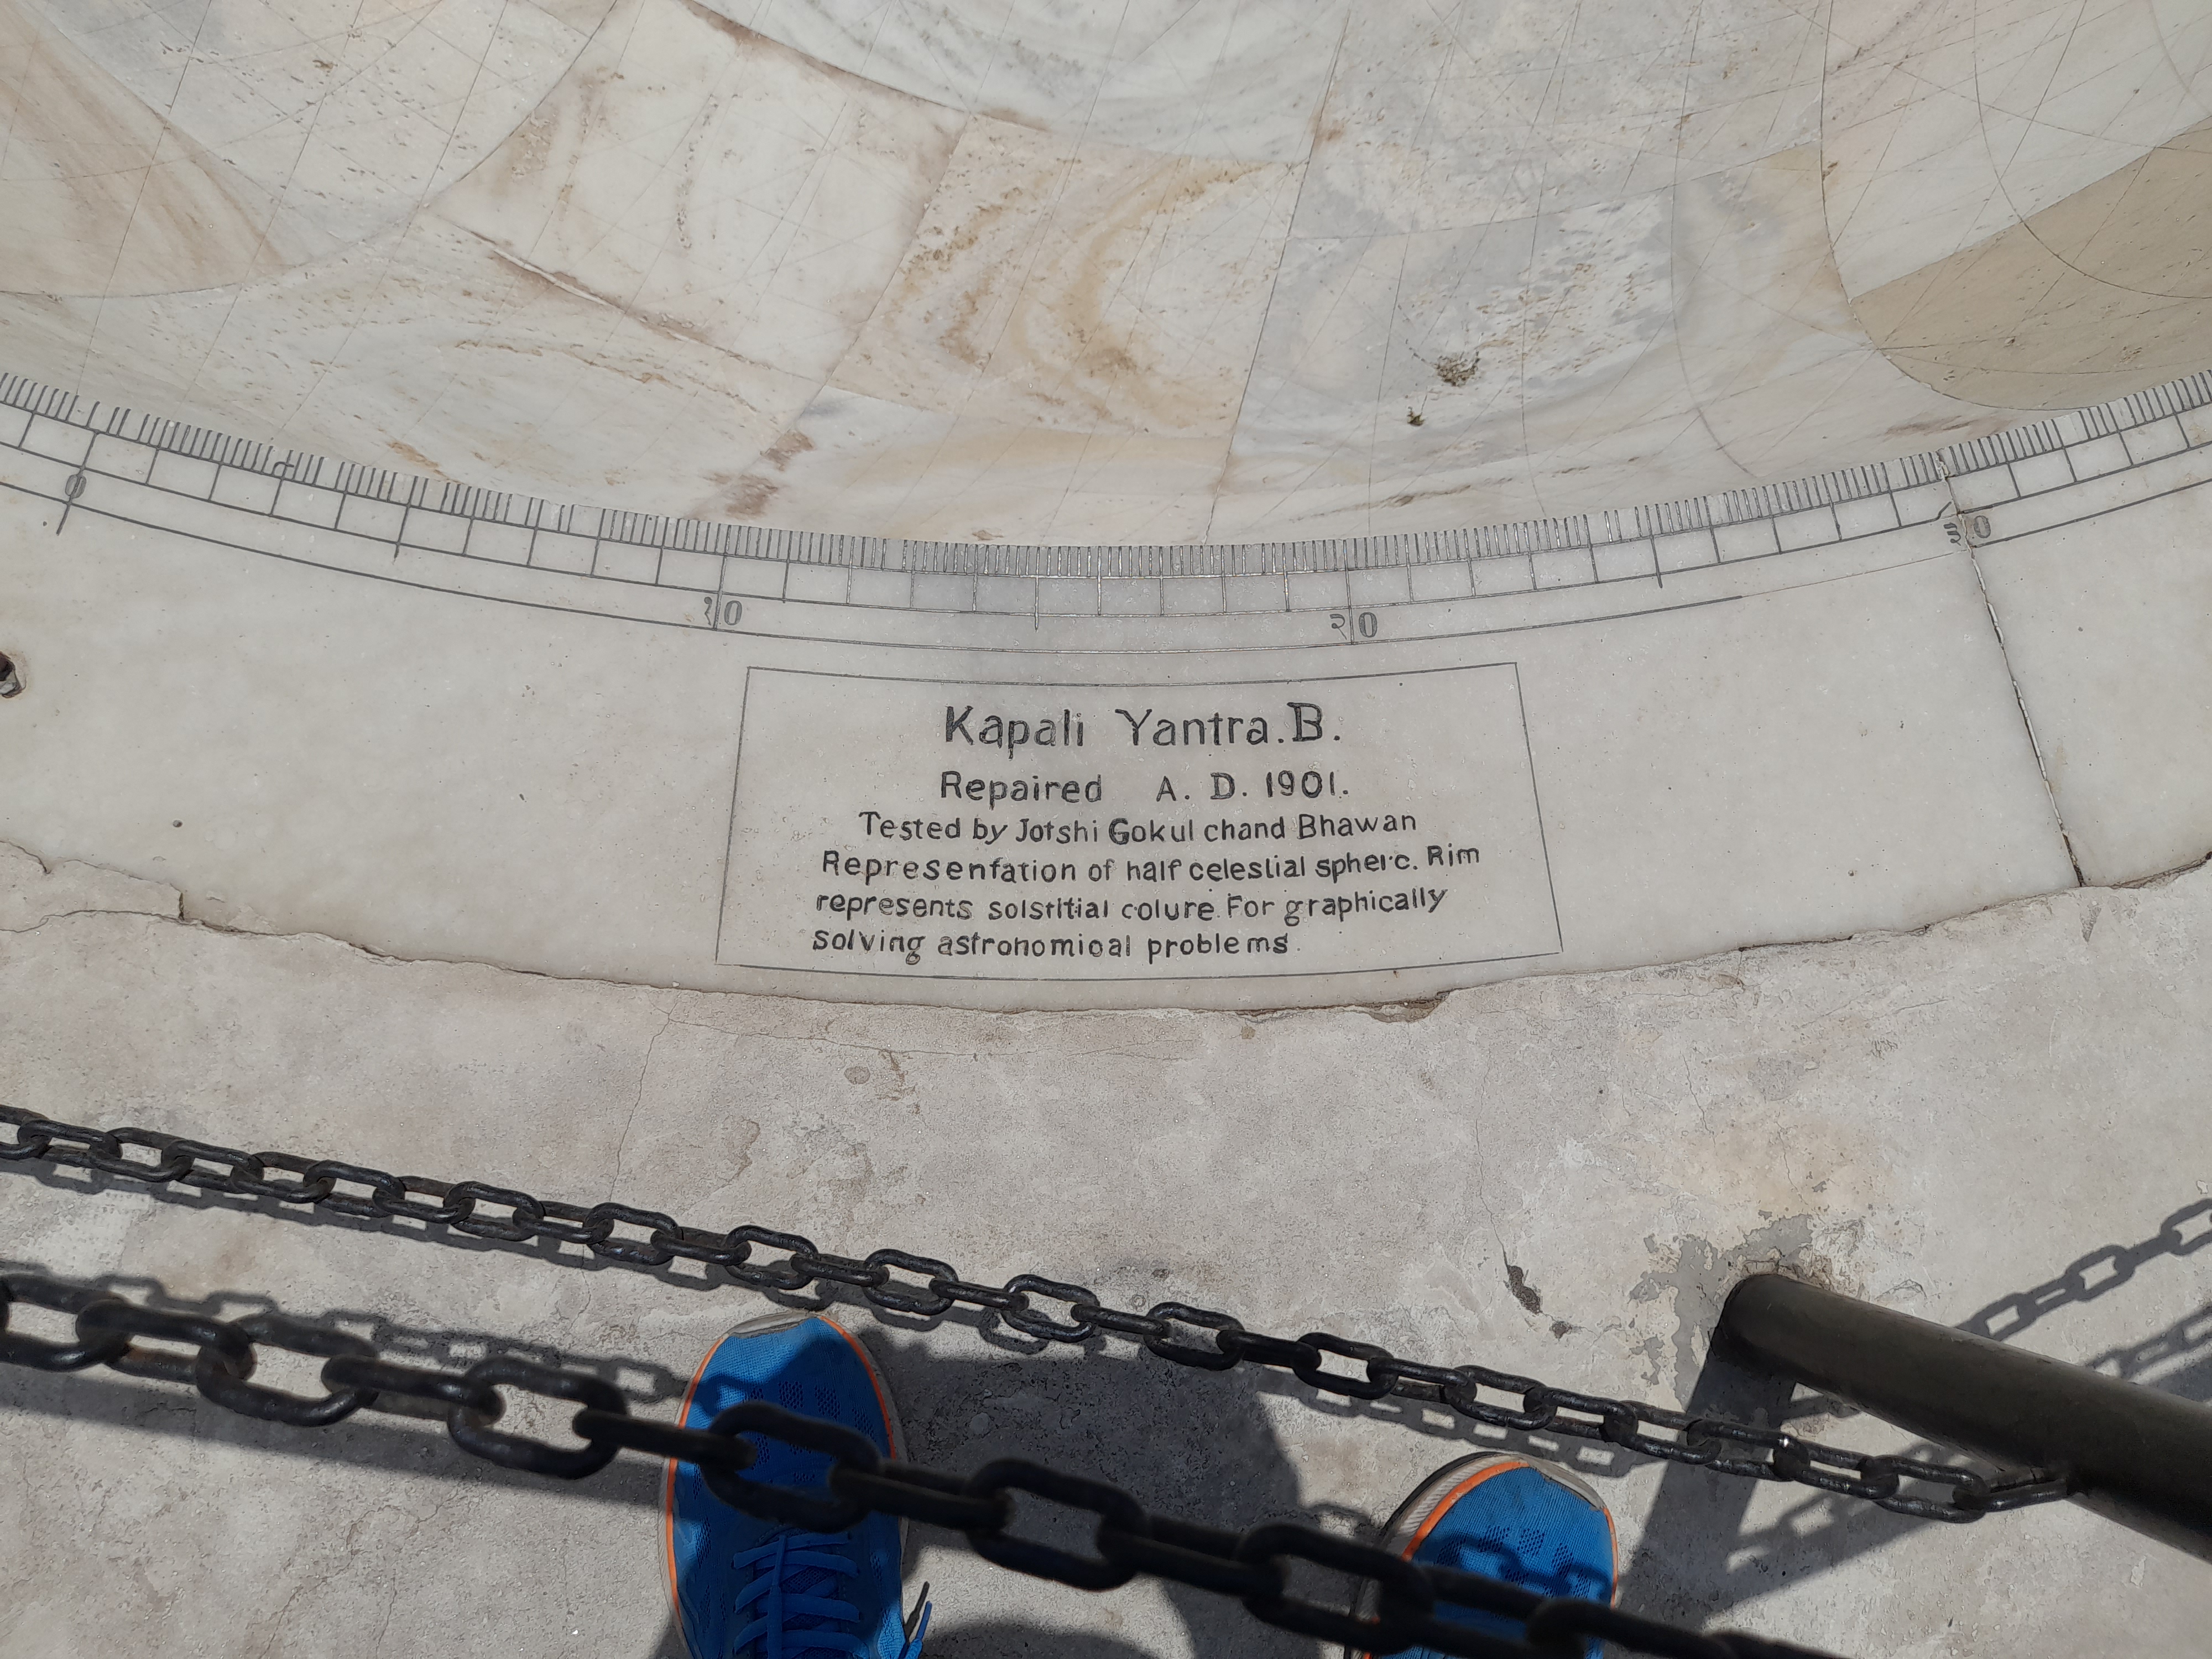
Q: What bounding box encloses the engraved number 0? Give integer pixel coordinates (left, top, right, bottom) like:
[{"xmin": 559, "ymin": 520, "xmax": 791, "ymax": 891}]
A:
[
  {"xmin": 1331, "ymin": 609, "xmax": 1379, "ymax": 643},
  {"xmin": 1944, "ymin": 513, "xmax": 1994, "ymax": 547}
]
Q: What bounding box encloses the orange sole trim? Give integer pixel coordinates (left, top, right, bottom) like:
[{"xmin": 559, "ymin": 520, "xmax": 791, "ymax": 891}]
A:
[{"xmin": 1356, "ymin": 1458, "xmax": 1620, "ymax": 1659}]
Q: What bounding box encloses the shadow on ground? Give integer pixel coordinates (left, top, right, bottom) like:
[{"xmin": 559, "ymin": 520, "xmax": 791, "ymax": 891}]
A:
[
  {"xmin": 0, "ymin": 1261, "xmax": 1334, "ymax": 1657},
  {"xmin": 4, "ymin": 1176, "xmax": 2208, "ymax": 1653},
  {"xmin": 1619, "ymin": 1196, "xmax": 2212, "ymax": 1626}
]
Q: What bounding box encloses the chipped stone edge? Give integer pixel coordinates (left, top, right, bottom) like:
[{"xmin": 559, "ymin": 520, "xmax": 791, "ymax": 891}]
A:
[{"xmin": 4, "ymin": 838, "xmax": 2206, "ymax": 1030}]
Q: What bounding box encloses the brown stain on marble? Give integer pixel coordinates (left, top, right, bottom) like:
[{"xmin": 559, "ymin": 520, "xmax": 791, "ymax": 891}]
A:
[
  {"xmin": 707, "ymin": 427, "xmax": 813, "ymax": 518},
  {"xmin": 0, "ymin": 0, "xmax": 315, "ymax": 298},
  {"xmin": 1847, "ymin": 114, "xmax": 2212, "ymax": 409},
  {"xmin": 385, "ymin": 439, "xmax": 448, "ymax": 477},
  {"xmin": 839, "ymin": 125, "xmax": 1282, "ymax": 439},
  {"xmin": 668, "ymin": 0, "xmax": 762, "ymax": 51},
  {"xmin": 891, "ymin": 177, "xmax": 1040, "ymax": 375},
  {"xmin": 434, "ymin": 0, "xmax": 961, "ymax": 400},
  {"xmin": 1011, "ymin": 156, "xmax": 1275, "ymax": 433},
  {"xmin": 761, "ymin": 429, "xmax": 815, "ymax": 469},
  {"xmin": 713, "ymin": 472, "xmax": 778, "ymax": 517}
]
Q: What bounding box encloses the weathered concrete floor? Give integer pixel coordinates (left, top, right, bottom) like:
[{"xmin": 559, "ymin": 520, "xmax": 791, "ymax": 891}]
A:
[{"xmin": 2, "ymin": 841, "xmax": 2208, "ymax": 1656}]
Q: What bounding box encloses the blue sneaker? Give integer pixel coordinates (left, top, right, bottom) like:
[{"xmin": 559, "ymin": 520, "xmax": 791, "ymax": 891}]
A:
[
  {"xmin": 664, "ymin": 1311, "xmax": 931, "ymax": 1658},
  {"xmin": 1349, "ymin": 1454, "xmax": 1616, "ymax": 1658}
]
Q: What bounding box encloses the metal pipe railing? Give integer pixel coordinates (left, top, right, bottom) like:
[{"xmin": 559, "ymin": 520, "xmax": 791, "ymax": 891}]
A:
[{"xmin": 1719, "ymin": 1273, "xmax": 2212, "ymax": 1558}]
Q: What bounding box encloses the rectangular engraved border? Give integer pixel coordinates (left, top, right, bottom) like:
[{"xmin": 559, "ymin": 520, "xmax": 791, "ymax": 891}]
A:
[{"xmin": 713, "ymin": 662, "xmax": 1562, "ymax": 981}]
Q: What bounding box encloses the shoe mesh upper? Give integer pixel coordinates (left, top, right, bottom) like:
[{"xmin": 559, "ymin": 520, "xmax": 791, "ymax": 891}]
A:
[
  {"xmin": 666, "ymin": 1318, "xmax": 917, "ymax": 1659},
  {"xmin": 1405, "ymin": 1463, "xmax": 1614, "ymax": 1659}
]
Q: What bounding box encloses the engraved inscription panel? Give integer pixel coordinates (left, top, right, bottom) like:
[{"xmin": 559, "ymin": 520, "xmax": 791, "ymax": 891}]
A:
[{"xmin": 717, "ymin": 666, "xmax": 1560, "ymax": 983}]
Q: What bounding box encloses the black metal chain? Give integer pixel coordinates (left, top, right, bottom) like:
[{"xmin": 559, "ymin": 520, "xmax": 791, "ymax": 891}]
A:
[
  {"xmin": 0, "ymin": 1104, "xmax": 2070, "ymax": 1522},
  {"xmin": 0, "ymin": 1270, "xmax": 1845, "ymax": 1659}
]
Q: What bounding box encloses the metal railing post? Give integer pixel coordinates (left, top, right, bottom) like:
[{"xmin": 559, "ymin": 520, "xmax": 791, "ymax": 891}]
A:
[{"xmin": 1719, "ymin": 1273, "xmax": 2212, "ymax": 1557}]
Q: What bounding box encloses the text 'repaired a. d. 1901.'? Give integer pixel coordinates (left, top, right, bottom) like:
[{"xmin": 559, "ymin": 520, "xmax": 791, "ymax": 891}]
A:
[{"xmin": 717, "ymin": 667, "xmax": 1559, "ymax": 983}]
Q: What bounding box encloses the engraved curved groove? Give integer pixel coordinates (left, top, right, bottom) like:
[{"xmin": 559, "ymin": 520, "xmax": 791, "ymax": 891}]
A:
[{"xmin": 5, "ymin": 362, "xmax": 2205, "ymax": 600}]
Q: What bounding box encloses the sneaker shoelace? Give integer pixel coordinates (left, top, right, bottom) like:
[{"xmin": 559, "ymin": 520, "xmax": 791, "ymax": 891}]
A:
[{"xmin": 729, "ymin": 1530, "xmax": 929, "ymax": 1659}]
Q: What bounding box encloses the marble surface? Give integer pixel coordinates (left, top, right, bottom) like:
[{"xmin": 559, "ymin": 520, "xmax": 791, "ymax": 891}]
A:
[
  {"xmin": 7, "ymin": 353, "xmax": 2210, "ymax": 1008},
  {"xmin": 7, "ymin": 0, "xmax": 614, "ymax": 275},
  {"xmin": 7, "ymin": 0, "xmax": 2212, "ymax": 539},
  {"xmin": 1820, "ymin": 0, "xmax": 2212, "ymax": 298},
  {"xmin": 717, "ymin": 0, "xmax": 1354, "ymax": 164},
  {"xmin": 3, "ymin": 839, "xmax": 2210, "ymax": 1656},
  {"xmin": 1977, "ymin": 485, "xmax": 2212, "ymax": 885},
  {"xmin": 4, "ymin": 8, "xmax": 2210, "ymax": 1644},
  {"xmin": 436, "ymin": 0, "xmax": 966, "ymax": 393},
  {"xmin": 19, "ymin": 374, "xmax": 2212, "ymax": 1008}
]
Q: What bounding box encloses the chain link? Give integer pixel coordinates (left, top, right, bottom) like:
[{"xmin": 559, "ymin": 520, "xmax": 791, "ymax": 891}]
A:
[
  {"xmin": 0, "ymin": 1270, "xmax": 1846, "ymax": 1659},
  {"xmin": 0, "ymin": 1104, "xmax": 2070, "ymax": 1522}
]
